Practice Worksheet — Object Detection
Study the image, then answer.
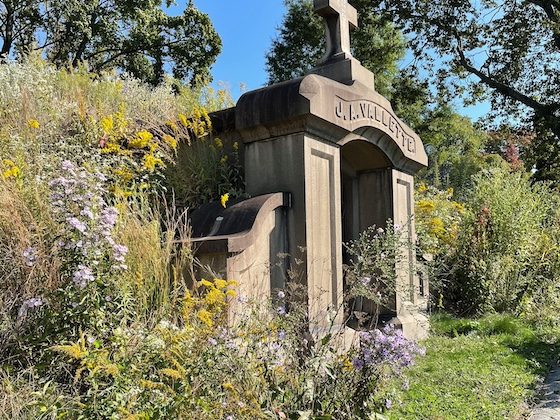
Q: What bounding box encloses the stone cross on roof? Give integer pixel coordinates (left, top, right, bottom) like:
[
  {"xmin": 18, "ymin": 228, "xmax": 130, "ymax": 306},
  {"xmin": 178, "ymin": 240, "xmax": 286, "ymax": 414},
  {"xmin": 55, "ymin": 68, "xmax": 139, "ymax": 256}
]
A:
[{"xmin": 314, "ymin": 0, "xmax": 358, "ymax": 63}]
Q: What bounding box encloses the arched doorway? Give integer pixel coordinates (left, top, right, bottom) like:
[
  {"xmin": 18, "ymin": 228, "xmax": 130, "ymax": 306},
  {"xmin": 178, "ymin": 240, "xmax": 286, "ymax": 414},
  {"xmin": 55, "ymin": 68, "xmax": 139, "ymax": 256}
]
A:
[{"xmin": 340, "ymin": 138, "xmax": 397, "ymax": 327}]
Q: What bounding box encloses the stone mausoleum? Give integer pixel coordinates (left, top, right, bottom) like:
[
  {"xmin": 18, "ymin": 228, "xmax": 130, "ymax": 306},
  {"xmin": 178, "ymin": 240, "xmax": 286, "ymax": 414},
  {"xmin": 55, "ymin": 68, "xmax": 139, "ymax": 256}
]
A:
[{"xmin": 189, "ymin": 0, "xmax": 429, "ymax": 339}]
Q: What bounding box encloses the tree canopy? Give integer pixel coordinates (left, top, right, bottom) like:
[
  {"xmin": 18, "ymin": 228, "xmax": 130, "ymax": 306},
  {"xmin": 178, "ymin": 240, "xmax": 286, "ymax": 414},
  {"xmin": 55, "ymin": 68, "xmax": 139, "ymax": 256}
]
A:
[
  {"xmin": 374, "ymin": 0, "xmax": 560, "ymax": 183},
  {"xmin": 266, "ymin": 0, "xmax": 406, "ymax": 97},
  {"xmin": 0, "ymin": 0, "xmax": 221, "ymax": 85}
]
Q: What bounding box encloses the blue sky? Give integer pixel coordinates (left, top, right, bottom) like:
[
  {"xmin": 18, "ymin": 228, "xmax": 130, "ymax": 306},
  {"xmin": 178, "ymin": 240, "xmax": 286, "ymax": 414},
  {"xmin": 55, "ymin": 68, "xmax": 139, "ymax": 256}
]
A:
[{"xmin": 170, "ymin": 1, "xmax": 490, "ymax": 121}]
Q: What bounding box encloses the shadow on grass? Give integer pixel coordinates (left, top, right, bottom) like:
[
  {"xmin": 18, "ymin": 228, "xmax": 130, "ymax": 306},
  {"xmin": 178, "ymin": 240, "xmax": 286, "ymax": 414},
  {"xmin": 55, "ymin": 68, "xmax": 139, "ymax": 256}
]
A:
[{"xmin": 432, "ymin": 312, "xmax": 559, "ymax": 377}]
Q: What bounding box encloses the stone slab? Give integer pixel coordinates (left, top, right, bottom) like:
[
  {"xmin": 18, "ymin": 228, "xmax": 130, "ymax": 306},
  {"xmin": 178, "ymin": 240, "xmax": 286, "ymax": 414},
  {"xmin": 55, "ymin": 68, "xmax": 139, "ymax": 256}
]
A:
[{"xmin": 531, "ymin": 364, "xmax": 560, "ymax": 419}]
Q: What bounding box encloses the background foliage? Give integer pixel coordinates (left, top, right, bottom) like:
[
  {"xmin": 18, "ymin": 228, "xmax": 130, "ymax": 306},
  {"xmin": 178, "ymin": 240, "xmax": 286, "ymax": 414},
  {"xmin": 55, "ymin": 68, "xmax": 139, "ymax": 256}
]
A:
[{"xmin": 0, "ymin": 0, "xmax": 222, "ymax": 86}]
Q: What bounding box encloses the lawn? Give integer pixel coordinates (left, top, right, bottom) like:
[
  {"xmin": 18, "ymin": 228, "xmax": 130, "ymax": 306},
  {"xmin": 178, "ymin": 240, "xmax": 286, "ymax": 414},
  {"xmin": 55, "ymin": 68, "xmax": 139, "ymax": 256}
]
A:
[{"xmin": 387, "ymin": 314, "xmax": 559, "ymax": 419}]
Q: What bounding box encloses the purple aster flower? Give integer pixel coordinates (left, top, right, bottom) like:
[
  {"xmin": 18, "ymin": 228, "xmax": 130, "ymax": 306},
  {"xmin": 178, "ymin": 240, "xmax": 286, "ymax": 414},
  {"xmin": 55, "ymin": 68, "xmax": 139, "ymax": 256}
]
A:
[
  {"xmin": 80, "ymin": 207, "xmax": 94, "ymax": 220},
  {"xmin": 18, "ymin": 296, "xmax": 44, "ymax": 318},
  {"xmin": 22, "ymin": 247, "xmax": 37, "ymax": 267},
  {"xmin": 67, "ymin": 217, "xmax": 87, "ymax": 233},
  {"xmin": 113, "ymin": 244, "xmax": 128, "ymax": 263},
  {"xmin": 61, "ymin": 160, "xmax": 75, "ymax": 171},
  {"xmin": 100, "ymin": 207, "xmax": 118, "ymax": 227},
  {"xmin": 277, "ymin": 306, "xmax": 287, "ymax": 316},
  {"xmin": 353, "ymin": 324, "xmax": 425, "ymax": 374},
  {"xmin": 72, "ymin": 265, "xmax": 95, "ymax": 288},
  {"xmin": 352, "ymin": 357, "xmax": 365, "ymax": 370}
]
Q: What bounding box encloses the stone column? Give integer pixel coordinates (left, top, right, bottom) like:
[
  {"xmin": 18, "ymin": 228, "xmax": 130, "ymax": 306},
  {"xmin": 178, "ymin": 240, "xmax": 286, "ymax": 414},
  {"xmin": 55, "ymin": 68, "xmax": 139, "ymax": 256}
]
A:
[{"xmin": 244, "ymin": 133, "xmax": 344, "ymax": 328}]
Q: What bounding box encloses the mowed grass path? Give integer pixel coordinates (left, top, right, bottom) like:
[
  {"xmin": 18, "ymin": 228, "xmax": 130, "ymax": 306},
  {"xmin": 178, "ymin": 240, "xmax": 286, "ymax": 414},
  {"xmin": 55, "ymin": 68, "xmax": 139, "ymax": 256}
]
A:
[{"xmin": 388, "ymin": 315, "xmax": 559, "ymax": 419}]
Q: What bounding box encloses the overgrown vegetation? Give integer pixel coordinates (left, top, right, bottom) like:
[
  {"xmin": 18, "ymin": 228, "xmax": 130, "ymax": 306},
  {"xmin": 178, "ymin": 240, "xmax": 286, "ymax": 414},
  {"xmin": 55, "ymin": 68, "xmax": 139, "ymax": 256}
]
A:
[
  {"xmin": 0, "ymin": 60, "xmax": 424, "ymax": 419},
  {"xmin": 1, "ymin": 0, "xmax": 560, "ymax": 414}
]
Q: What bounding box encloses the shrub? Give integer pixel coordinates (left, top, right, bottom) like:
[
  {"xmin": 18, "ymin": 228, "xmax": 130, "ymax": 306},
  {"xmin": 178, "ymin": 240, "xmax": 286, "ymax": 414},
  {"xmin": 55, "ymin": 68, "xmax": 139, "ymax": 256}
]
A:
[
  {"xmin": 415, "ymin": 183, "xmax": 465, "ymax": 258},
  {"xmin": 444, "ymin": 167, "xmax": 560, "ymax": 314}
]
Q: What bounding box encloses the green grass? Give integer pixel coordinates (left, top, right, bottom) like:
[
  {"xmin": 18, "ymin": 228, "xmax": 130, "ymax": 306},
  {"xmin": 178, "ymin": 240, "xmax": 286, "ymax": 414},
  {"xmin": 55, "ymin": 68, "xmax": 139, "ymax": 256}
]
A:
[{"xmin": 387, "ymin": 314, "xmax": 559, "ymax": 419}]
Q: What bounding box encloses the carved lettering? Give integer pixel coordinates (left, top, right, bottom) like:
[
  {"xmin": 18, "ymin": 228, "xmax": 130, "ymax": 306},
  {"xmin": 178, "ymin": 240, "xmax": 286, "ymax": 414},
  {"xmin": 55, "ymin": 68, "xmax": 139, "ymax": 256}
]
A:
[
  {"xmin": 334, "ymin": 97, "xmax": 419, "ymax": 156},
  {"xmin": 359, "ymin": 102, "xmax": 368, "ymax": 119},
  {"xmin": 408, "ymin": 137, "xmax": 416, "ymax": 153},
  {"xmin": 335, "ymin": 101, "xmax": 344, "ymax": 118},
  {"xmin": 389, "ymin": 118, "xmax": 396, "ymax": 133},
  {"xmin": 375, "ymin": 105, "xmax": 382, "ymax": 122},
  {"xmin": 382, "ymin": 110, "xmax": 389, "ymax": 127}
]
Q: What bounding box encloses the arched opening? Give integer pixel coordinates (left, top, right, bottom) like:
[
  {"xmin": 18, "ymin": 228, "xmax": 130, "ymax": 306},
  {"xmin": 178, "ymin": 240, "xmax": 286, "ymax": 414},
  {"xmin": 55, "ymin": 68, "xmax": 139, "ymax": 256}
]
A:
[
  {"xmin": 340, "ymin": 139, "xmax": 396, "ymax": 327},
  {"xmin": 341, "ymin": 140, "xmax": 391, "ymax": 250}
]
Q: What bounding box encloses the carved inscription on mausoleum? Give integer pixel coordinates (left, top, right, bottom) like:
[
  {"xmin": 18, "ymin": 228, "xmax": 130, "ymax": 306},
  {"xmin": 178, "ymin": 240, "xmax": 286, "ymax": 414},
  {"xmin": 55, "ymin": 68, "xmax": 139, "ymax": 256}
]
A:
[{"xmin": 335, "ymin": 97, "xmax": 417, "ymax": 154}]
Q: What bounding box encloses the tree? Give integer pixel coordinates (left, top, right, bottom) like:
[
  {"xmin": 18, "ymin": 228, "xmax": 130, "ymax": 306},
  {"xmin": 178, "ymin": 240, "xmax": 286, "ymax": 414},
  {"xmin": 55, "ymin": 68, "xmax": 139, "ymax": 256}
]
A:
[
  {"xmin": 0, "ymin": 1, "xmax": 42, "ymax": 59},
  {"xmin": 416, "ymin": 105, "xmax": 506, "ymax": 195},
  {"xmin": 0, "ymin": 0, "xmax": 221, "ymax": 86},
  {"xmin": 374, "ymin": 0, "xmax": 560, "ymax": 184},
  {"xmin": 266, "ymin": 0, "xmax": 406, "ymax": 97}
]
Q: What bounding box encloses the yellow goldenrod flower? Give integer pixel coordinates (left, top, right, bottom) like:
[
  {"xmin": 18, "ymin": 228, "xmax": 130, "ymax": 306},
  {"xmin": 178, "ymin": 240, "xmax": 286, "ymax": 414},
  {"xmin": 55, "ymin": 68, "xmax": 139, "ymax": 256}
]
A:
[
  {"xmin": 214, "ymin": 138, "xmax": 223, "ymax": 149},
  {"xmin": 213, "ymin": 279, "xmax": 228, "ymax": 290},
  {"xmin": 166, "ymin": 120, "xmax": 178, "ymax": 131},
  {"xmin": 100, "ymin": 142, "xmax": 128, "ymax": 155},
  {"xmin": 160, "ymin": 368, "xmax": 184, "ymax": 380},
  {"xmin": 129, "ymin": 130, "xmax": 153, "ymax": 149},
  {"xmin": 205, "ymin": 288, "xmax": 225, "ymax": 305},
  {"xmin": 27, "ymin": 119, "xmax": 40, "ymax": 129},
  {"xmin": 1, "ymin": 159, "xmax": 21, "ymax": 179},
  {"xmin": 113, "ymin": 167, "xmax": 134, "ymax": 182},
  {"xmin": 104, "ymin": 363, "xmax": 119, "ymax": 377},
  {"xmin": 140, "ymin": 379, "xmax": 163, "ymax": 390},
  {"xmin": 452, "ymin": 202, "xmax": 466, "ymax": 213},
  {"xmin": 222, "ymin": 382, "xmax": 235, "ymax": 392},
  {"xmin": 342, "ymin": 358, "xmax": 354, "ymax": 371},
  {"xmin": 178, "ymin": 113, "xmax": 189, "ymax": 128},
  {"xmin": 199, "ymin": 279, "xmax": 214, "ymax": 288},
  {"xmin": 142, "ymin": 154, "xmax": 164, "ymax": 172},
  {"xmin": 100, "ymin": 116, "xmax": 114, "ymax": 134},
  {"xmin": 429, "ymin": 217, "xmax": 445, "ymax": 236},
  {"xmin": 2, "ymin": 167, "xmax": 20, "ymax": 179},
  {"xmin": 163, "ymin": 134, "xmax": 177, "ymax": 149},
  {"xmin": 113, "ymin": 186, "xmax": 133, "ymax": 198},
  {"xmin": 197, "ymin": 309, "xmax": 213, "ymax": 327},
  {"xmin": 182, "ymin": 291, "xmax": 195, "ymax": 318},
  {"xmin": 417, "ymin": 200, "xmax": 435, "ymax": 212},
  {"xmin": 51, "ymin": 342, "xmax": 87, "ymax": 360},
  {"xmin": 220, "ymin": 193, "xmax": 229, "ymax": 208}
]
